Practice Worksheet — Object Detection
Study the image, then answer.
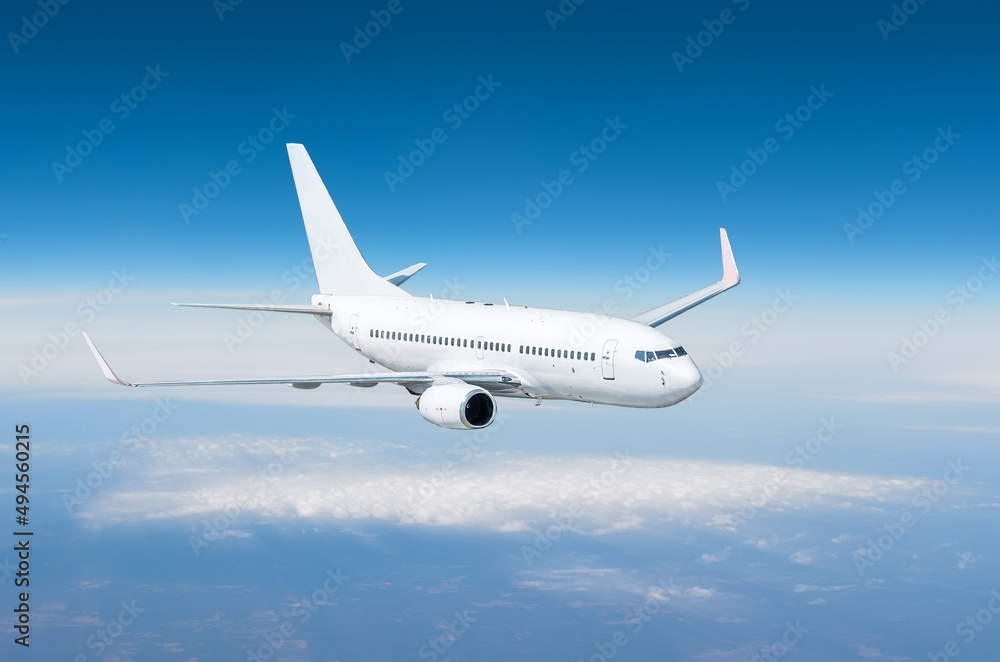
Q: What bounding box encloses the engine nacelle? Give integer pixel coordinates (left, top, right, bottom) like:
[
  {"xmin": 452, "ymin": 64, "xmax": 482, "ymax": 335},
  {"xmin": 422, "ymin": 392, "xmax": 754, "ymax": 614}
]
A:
[{"xmin": 416, "ymin": 383, "xmax": 497, "ymax": 430}]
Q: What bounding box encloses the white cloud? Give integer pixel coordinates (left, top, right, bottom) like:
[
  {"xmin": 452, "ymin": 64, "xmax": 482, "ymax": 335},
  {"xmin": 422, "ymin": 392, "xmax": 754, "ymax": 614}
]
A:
[
  {"xmin": 836, "ymin": 392, "xmax": 1000, "ymax": 405},
  {"xmin": 684, "ymin": 587, "xmax": 716, "ymax": 598},
  {"xmin": 788, "ymin": 549, "xmax": 817, "ymax": 565},
  {"xmin": 76, "ymin": 436, "xmax": 930, "ymax": 536},
  {"xmin": 904, "ymin": 425, "xmax": 1000, "ymax": 434},
  {"xmin": 856, "ymin": 644, "xmax": 910, "ymax": 661},
  {"xmin": 745, "ymin": 538, "xmax": 774, "ymax": 551},
  {"xmin": 955, "ymin": 551, "xmax": 982, "ymax": 570},
  {"xmin": 700, "ymin": 548, "xmax": 731, "ymax": 563},
  {"xmin": 793, "ymin": 584, "xmax": 855, "ymax": 593}
]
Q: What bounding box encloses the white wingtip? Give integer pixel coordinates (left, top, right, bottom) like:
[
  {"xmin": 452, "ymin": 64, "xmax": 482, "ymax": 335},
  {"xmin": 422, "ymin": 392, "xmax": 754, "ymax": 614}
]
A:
[
  {"xmin": 82, "ymin": 333, "xmax": 133, "ymax": 387},
  {"xmin": 720, "ymin": 228, "xmax": 740, "ymax": 286}
]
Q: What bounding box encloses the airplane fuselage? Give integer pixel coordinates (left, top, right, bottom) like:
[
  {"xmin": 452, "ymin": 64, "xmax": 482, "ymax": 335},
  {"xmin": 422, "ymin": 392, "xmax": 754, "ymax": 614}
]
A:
[{"xmin": 317, "ymin": 295, "xmax": 704, "ymax": 408}]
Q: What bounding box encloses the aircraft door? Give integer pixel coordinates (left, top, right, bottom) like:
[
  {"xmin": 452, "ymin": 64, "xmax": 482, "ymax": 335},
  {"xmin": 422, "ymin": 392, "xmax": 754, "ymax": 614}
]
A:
[
  {"xmin": 475, "ymin": 335, "xmax": 485, "ymax": 360},
  {"xmin": 601, "ymin": 339, "xmax": 618, "ymax": 380},
  {"xmin": 349, "ymin": 314, "xmax": 361, "ymax": 350}
]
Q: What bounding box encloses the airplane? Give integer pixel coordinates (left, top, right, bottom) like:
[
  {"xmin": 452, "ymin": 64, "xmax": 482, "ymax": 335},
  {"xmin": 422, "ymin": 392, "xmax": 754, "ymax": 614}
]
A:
[{"xmin": 83, "ymin": 143, "xmax": 741, "ymax": 430}]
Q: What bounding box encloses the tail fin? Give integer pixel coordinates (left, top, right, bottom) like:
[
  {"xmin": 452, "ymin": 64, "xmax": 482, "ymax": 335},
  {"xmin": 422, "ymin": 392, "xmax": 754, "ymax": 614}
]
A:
[{"xmin": 286, "ymin": 144, "xmax": 404, "ymax": 297}]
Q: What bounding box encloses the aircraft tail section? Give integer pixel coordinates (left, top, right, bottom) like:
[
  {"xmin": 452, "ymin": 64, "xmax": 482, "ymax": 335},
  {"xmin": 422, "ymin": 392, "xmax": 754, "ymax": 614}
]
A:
[{"xmin": 286, "ymin": 143, "xmax": 404, "ymax": 297}]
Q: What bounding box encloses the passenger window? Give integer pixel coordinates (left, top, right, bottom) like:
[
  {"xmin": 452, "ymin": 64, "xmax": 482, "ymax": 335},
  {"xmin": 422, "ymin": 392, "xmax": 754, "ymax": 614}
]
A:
[
  {"xmin": 531, "ymin": 347, "xmax": 536, "ymax": 355},
  {"xmin": 489, "ymin": 342, "xmax": 493, "ymax": 351},
  {"xmin": 590, "ymin": 352, "xmax": 596, "ymax": 361},
  {"xmin": 477, "ymin": 341, "xmax": 482, "ymax": 349}
]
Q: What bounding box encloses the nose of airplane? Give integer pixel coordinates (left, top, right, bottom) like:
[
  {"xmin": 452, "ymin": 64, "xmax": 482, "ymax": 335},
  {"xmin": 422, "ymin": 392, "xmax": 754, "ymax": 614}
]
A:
[{"xmin": 670, "ymin": 358, "xmax": 703, "ymax": 402}]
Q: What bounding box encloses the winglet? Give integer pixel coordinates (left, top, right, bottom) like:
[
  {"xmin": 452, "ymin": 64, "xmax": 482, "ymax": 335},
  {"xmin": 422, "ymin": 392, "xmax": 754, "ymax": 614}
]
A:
[
  {"xmin": 720, "ymin": 228, "xmax": 740, "ymax": 286},
  {"xmin": 82, "ymin": 333, "xmax": 134, "ymax": 387},
  {"xmin": 629, "ymin": 228, "xmax": 741, "ymax": 328}
]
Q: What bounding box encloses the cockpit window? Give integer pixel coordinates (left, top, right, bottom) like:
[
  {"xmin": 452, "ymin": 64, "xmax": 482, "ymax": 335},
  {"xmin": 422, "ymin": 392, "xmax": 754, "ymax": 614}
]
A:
[{"xmin": 636, "ymin": 347, "xmax": 687, "ymax": 362}]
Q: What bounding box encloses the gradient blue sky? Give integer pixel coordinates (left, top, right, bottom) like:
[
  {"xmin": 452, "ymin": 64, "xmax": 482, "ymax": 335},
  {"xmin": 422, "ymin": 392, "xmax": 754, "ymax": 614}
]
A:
[
  {"xmin": 2, "ymin": 1, "xmax": 999, "ymax": 661},
  {"xmin": 2, "ymin": 0, "xmax": 997, "ymax": 296}
]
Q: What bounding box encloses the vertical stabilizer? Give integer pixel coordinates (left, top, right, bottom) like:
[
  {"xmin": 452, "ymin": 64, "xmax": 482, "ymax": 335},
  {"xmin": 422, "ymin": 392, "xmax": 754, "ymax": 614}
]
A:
[{"xmin": 286, "ymin": 144, "xmax": 404, "ymax": 297}]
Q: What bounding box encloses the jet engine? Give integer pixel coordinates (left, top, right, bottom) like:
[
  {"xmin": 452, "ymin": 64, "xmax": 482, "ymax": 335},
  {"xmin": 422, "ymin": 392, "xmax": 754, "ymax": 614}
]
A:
[{"xmin": 416, "ymin": 383, "xmax": 496, "ymax": 429}]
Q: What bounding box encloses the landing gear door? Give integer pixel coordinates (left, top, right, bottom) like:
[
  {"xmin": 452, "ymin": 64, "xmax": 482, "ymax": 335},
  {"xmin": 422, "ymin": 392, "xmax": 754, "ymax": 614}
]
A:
[
  {"xmin": 349, "ymin": 314, "xmax": 361, "ymax": 351},
  {"xmin": 601, "ymin": 339, "xmax": 618, "ymax": 380}
]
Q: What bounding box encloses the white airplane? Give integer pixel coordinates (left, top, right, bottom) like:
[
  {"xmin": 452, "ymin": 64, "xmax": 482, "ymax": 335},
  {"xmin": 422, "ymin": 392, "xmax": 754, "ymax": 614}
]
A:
[{"xmin": 84, "ymin": 144, "xmax": 740, "ymax": 430}]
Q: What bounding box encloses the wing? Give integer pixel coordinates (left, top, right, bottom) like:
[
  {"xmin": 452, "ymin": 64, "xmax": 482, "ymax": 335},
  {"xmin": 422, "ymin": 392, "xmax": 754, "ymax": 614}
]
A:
[
  {"xmin": 83, "ymin": 333, "xmax": 520, "ymax": 391},
  {"xmin": 630, "ymin": 228, "xmax": 740, "ymax": 328},
  {"xmin": 171, "ymin": 303, "xmax": 332, "ymax": 315}
]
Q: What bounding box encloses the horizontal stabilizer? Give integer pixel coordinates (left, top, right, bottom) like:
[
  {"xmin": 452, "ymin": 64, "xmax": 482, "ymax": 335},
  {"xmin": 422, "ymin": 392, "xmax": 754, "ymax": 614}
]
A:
[
  {"xmin": 172, "ymin": 303, "xmax": 332, "ymax": 315},
  {"xmin": 383, "ymin": 262, "xmax": 427, "ymax": 286},
  {"xmin": 631, "ymin": 228, "xmax": 741, "ymax": 328}
]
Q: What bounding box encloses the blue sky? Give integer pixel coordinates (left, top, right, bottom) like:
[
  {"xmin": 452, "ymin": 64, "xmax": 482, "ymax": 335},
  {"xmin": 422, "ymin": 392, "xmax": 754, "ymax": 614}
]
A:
[
  {"xmin": 2, "ymin": 0, "xmax": 997, "ymax": 295},
  {"xmin": 1, "ymin": 0, "xmax": 999, "ymax": 660}
]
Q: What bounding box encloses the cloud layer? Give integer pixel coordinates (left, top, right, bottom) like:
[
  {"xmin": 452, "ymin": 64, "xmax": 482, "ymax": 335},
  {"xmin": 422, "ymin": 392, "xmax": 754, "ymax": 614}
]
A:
[{"xmin": 75, "ymin": 436, "xmax": 928, "ymax": 534}]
